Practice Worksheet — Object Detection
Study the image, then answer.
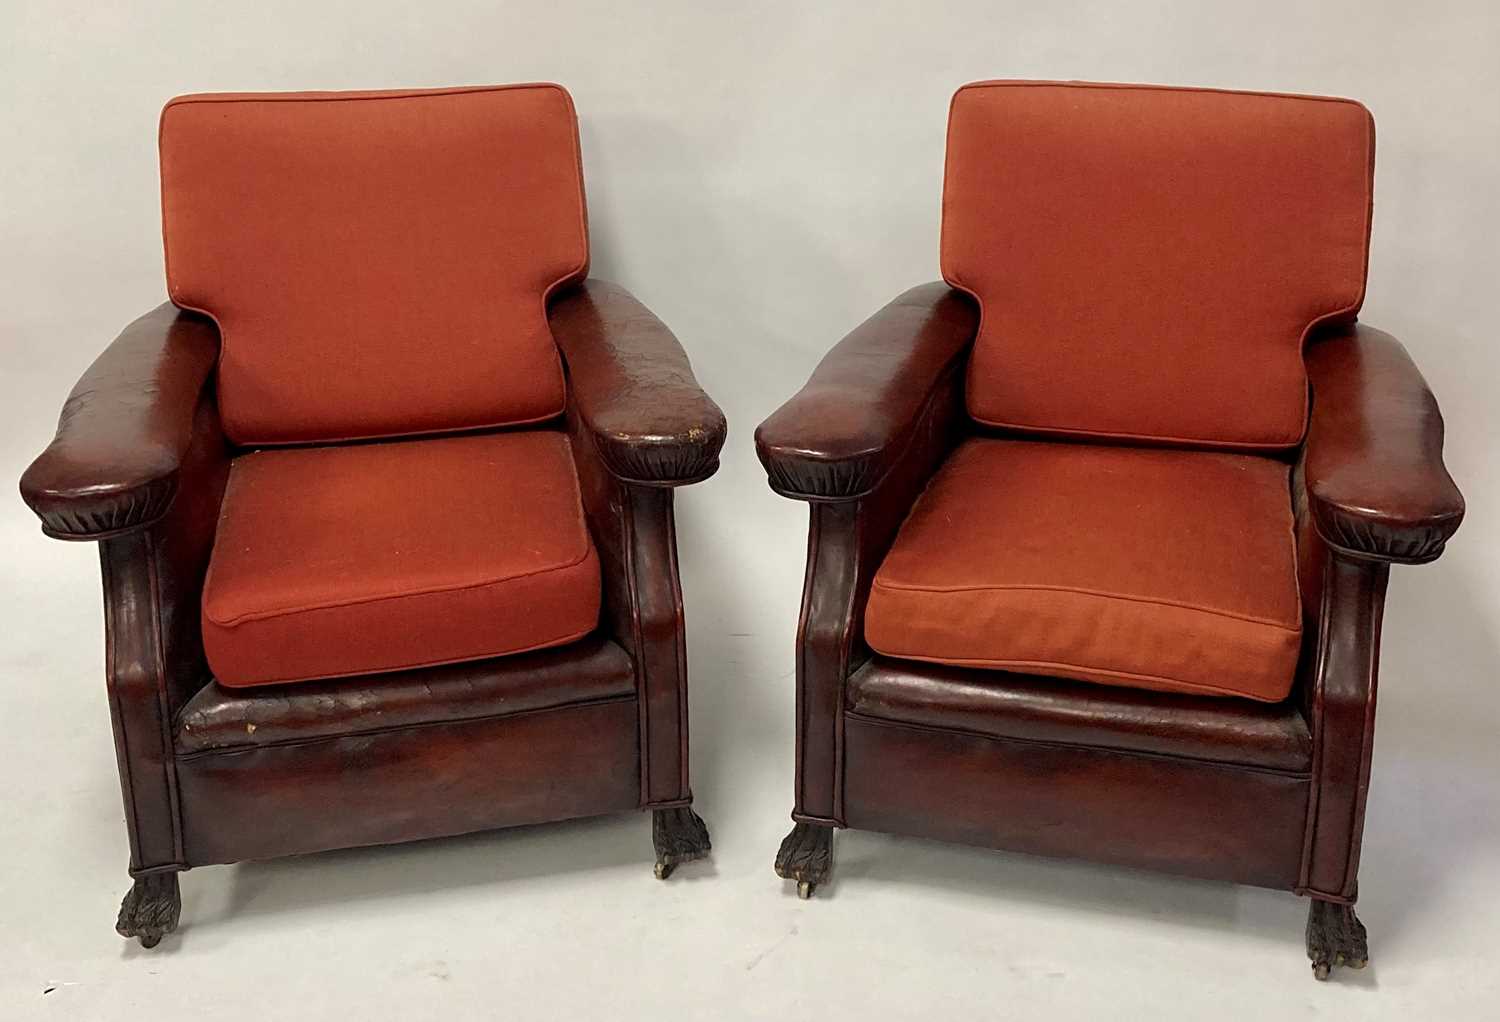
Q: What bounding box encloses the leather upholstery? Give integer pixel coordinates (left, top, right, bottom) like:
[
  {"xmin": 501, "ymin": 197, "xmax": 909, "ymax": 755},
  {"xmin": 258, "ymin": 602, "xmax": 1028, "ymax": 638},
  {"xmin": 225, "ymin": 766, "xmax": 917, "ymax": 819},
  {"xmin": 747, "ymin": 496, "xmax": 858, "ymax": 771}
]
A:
[
  {"xmin": 549, "ymin": 280, "xmax": 727, "ymax": 485},
  {"xmin": 755, "ymin": 283, "xmax": 978, "ymax": 500},
  {"xmin": 865, "ymin": 438, "xmax": 1303, "ymax": 701},
  {"xmin": 1301, "ymin": 324, "xmax": 1464, "ymax": 562},
  {"xmin": 160, "ymin": 85, "xmax": 587, "ymax": 445},
  {"xmin": 842, "ymin": 714, "xmax": 1310, "ymax": 889},
  {"xmin": 752, "ymin": 285, "xmax": 976, "ymax": 823},
  {"xmin": 178, "ymin": 636, "xmax": 633, "ymax": 752},
  {"xmin": 756, "ymin": 82, "xmax": 1463, "ymax": 914},
  {"xmin": 21, "ymin": 81, "xmax": 723, "ymax": 899},
  {"xmin": 50, "ymin": 280, "xmax": 719, "ymax": 878},
  {"xmin": 944, "ymin": 81, "xmax": 1372, "ymax": 449},
  {"xmin": 202, "ymin": 431, "xmax": 601, "ymax": 687},
  {"xmin": 19, "ymin": 304, "xmax": 220, "ymax": 540},
  {"xmin": 177, "ymin": 697, "xmax": 641, "ymax": 866},
  {"xmin": 847, "ymin": 656, "xmax": 1311, "ymax": 772}
]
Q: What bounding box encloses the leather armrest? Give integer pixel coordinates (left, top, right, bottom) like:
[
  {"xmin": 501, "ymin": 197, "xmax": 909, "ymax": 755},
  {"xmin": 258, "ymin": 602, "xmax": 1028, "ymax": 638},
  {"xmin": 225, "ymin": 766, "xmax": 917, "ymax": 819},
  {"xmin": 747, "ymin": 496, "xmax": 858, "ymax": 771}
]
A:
[
  {"xmin": 548, "ymin": 280, "xmax": 726, "ymax": 486},
  {"xmin": 754, "ymin": 283, "xmax": 979, "ymax": 501},
  {"xmin": 19, "ymin": 304, "xmax": 221, "ymax": 540},
  {"xmin": 1301, "ymin": 323, "xmax": 1464, "ymax": 563}
]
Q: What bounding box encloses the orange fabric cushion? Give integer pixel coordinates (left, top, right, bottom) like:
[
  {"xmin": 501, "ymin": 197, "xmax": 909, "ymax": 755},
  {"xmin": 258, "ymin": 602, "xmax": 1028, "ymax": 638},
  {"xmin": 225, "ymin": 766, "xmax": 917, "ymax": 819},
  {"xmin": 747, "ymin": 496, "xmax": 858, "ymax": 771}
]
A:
[
  {"xmin": 865, "ymin": 439, "xmax": 1302, "ymax": 701},
  {"xmin": 943, "ymin": 81, "xmax": 1373, "ymax": 449},
  {"xmin": 160, "ymin": 84, "xmax": 588, "ymax": 445},
  {"xmin": 202, "ymin": 431, "xmax": 600, "ymax": 687}
]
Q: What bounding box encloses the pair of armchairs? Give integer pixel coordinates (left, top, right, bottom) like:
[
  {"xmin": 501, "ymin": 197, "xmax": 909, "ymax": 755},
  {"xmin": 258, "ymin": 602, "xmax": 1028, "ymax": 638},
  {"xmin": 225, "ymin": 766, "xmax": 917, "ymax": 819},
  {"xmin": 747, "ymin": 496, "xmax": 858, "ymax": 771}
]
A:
[
  {"xmin": 21, "ymin": 81, "xmax": 1462, "ymax": 981},
  {"xmin": 21, "ymin": 85, "xmax": 723, "ymax": 948}
]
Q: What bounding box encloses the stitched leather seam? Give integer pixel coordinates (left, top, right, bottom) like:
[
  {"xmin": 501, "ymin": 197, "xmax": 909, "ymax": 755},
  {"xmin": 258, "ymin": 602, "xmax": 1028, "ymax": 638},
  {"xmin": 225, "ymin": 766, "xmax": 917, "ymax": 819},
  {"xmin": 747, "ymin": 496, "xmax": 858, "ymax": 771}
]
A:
[
  {"xmin": 643, "ymin": 796, "xmax": 695, "ymax": 810},
  {"xmin": 143, "ymin": 532, "xmax": 186, "ymax": 864},
  {"xmin": 844, "ymin": 711, "xmax": 1313, "ymax": 778},
  {"xmin": 176, "ymin": 691, "xmax": 637, "ymax": 758},
  {"xmin": 791, "ymin": 502, "xmax": 821, "ymax": 813},
  {"xmin": 621, "ymin": 481, "xmax": 652, "ymax": 801},
  {"xmin": 662, "ymin": 494, "xmax": 692, "ymax": 801},
  {"xmin": 100, "ymin": 544, "xmax": 145, "ymax": 868},
  {"xmin": 861, "ymin": 650, "xmax": 1288, "ymax": 702},
  {"xmin": 869, "ymin": 579, "xmax": 1301, "ymax": 632},
  {"xmin": 1297, "ymin": 556, "xmax": 1334, "ymax": 891}
]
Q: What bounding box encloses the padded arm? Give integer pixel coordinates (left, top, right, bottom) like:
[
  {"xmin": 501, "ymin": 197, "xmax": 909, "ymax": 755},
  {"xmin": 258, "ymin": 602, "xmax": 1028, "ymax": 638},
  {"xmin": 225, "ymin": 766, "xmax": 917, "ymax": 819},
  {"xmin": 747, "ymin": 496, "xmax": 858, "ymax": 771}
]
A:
[
  {"xmin": 548, "ymin": 280, "xmax": 726, "ymax": 486},
  {"xmin": 20, "ymin": 304, "xmax": 221, "ymax": 540},
  {"xmin": 755, "ymin": 283, "xmax": 979, "ymax": 501},
  {"xmin": 1301, "ymin": 324, "xmax": 1464, "ymax": 563}
]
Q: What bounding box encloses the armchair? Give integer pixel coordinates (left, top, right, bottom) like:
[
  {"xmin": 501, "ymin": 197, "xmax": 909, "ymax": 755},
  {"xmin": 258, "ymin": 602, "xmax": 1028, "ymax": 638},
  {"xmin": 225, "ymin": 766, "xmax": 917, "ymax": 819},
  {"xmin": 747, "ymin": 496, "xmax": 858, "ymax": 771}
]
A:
[
  {"xmin": 756, "ymin": 81, "xmax": 1463, "ymax": 980},
  {"xmin": 19, "ymin": 85, "xmax": 725, "ymax": 947}
]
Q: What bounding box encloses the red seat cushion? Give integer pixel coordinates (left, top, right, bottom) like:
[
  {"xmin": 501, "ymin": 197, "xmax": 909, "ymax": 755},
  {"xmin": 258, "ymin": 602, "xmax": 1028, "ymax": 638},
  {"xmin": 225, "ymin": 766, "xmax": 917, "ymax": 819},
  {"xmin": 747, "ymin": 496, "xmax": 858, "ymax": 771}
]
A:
[
  {"xmin": 865, "ymin": 439, "xmax": 1302, "ymax": 702},
  {"xmin": 159, "ymin": 85, "xmax": 588, "ymax": 445},
  {"xmin": 202, "ymin": 431, "xmax": 600, "ymax": 687},
  {"xmin": 943, "ymin": 81, "xmax": 1373, "ymax": 449}
]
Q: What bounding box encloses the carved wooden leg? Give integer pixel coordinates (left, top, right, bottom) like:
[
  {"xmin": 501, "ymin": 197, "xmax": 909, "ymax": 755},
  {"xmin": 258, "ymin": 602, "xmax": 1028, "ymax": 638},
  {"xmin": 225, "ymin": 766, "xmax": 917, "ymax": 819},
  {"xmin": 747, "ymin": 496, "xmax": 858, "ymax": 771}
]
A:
[
  {"xmin": 775, "ymin": 821, "xmax": 833, "ymax": 898},
  {"xmin": 1306, "ymin": 898, "xmax": 1369, "ymax": 980},
  {"xmin": 652, "ymin": 807, "xmax": 711, "ymax": 879},
  {"xmin": 116, "ymin": 873, "xmax": 182, "ymax": 948}
]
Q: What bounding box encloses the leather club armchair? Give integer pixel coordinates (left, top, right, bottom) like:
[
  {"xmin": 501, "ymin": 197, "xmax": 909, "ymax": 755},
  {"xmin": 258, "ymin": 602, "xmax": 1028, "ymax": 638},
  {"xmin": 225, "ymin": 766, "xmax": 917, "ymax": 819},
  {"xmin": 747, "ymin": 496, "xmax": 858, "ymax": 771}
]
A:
[
  {"xmin": 756, "ymin": 81, "xmax": 1463, "ymax": 980},
  {"xmin": 19, "ymin": 84, "xmax": 725, "ymax": 947}
]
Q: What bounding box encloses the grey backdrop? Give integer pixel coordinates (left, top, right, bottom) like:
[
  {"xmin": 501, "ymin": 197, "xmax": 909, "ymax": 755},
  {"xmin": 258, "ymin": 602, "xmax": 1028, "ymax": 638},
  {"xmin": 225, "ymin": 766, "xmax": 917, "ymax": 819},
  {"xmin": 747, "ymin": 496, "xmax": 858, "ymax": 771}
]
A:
[{"xmin": 3, "ymin": 2, "xmax": 1496, "ymax": 1018}]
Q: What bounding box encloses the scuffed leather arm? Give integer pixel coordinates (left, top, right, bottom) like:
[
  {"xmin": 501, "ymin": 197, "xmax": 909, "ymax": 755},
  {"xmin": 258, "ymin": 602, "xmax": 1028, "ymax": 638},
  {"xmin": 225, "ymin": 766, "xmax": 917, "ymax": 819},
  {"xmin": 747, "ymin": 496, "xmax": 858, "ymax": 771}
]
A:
[
  {"xmin": 1300, "ymin": 323, "xmax": 1464, "ymax": 563},
  {"xmin": 548, "ymin": 280, "xmax": 726, "ymax": 486},
  {"xmin": 19, "ymin": 304, "xmax": 221, "ymax": 540},
  {"xmin": 755, "ymin": 283, "xmax": 979, "ymax": 501}
]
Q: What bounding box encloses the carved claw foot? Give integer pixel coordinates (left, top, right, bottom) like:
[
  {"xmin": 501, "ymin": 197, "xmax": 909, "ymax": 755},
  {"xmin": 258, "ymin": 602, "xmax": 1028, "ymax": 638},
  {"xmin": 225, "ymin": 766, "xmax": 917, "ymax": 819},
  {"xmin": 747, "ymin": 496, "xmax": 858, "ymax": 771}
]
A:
[
  {"xmin": 1306, "ymin": 899, "xmax": 1369, "ymax": 980},
  {"xmin": 116, "ymin": 873, "xmax": 181, "ymax": 948},
  {"xmin": 653, "ymin": 807, "xmax": 711, "ymax": 880},
  {"xmin": 775, "ymin": 821, "xmax": 833, "ymax": 898}
]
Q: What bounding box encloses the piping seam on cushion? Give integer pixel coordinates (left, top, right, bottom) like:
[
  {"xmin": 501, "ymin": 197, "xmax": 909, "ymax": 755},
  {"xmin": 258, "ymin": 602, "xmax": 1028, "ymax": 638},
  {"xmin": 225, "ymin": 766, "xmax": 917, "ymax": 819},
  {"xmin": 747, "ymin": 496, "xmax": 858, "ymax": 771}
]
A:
[
  {"xmin": 858, "ymin": 650, "xmax": 1291, "ymax": 702},
  {"xmin": 869, "ymin": 579, "xmax": 1302, "ymax": 631}
]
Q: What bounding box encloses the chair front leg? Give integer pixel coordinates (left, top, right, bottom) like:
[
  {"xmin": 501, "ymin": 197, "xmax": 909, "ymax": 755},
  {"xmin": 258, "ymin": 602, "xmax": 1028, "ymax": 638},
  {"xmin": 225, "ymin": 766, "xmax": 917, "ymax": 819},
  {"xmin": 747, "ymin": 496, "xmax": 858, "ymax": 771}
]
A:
[
  {"xmin": 771, "ymin": 501, "xmax": 870, "ymax": 897},
  {"xmin": 100, "ymin": 532, "xmax": 190, "ymax": 946},
  {"xmin": 96, "ymin": 404, "xmax": 226, "ymax": 947},
  {"xmin": 773, "ymin": 372, "xmax": 969, "ymax": 897},
  {"xmin": 1299, "ymin": 552, "xmax": 1388, "ymax": 979},
  {"xmin": 568, "ymin": 414, "xmax": 710, "ymax": 877},
  {"xmin": 617, "ymin": 483, "xmax": 713, "ymax": 877}
]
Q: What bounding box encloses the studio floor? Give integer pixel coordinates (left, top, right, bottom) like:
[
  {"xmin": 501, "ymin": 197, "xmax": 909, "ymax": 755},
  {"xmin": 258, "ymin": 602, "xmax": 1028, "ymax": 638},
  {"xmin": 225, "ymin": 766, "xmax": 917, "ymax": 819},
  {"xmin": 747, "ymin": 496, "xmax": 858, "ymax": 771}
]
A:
[{"xmin": 3, "ymin": 490, "xmax": 1497, "ymax": 1021}]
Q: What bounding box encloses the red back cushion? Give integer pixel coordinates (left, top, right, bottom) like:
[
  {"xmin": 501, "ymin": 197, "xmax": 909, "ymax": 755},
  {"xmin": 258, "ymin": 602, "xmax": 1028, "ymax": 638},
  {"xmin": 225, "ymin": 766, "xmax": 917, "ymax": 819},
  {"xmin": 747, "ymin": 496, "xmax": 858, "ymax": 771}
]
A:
[
  {"xmin": 942, "ymin": 81, "xmax": 1373, "ymax": 449},
  {"xmin": 160, "ymin": 84, "xmax": 588, "ymax": 445}
]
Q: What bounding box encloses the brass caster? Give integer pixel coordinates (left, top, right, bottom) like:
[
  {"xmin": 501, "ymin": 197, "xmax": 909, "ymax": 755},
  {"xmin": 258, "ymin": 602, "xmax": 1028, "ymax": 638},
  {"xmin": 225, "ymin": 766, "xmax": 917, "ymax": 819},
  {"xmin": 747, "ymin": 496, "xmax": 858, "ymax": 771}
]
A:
[
  {"xmin": 774, "ymin": 821, "xmax": 833, "ymax": 895},
  {"xmin": 651, "ymin": 807, "xmax": 710, "ymax": 880}
]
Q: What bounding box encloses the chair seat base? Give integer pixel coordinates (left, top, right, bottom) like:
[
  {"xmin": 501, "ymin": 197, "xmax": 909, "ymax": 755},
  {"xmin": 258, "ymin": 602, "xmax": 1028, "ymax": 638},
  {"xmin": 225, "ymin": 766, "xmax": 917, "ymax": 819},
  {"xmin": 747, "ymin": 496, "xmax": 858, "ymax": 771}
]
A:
[
  {"xmin": 177, "ymin": 696, "xmax": 642, "ymax": 866},
  {"xmin": 782, "ymin": 814, "xmax": 1372, "ymax": 980},
  {"xmin": 117, "ymin": 801, "xmax": 711, "ymax": 946},
  {"xmin": 841, "ymin": 713, "xmax": 1308, "ymax": 889}
]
